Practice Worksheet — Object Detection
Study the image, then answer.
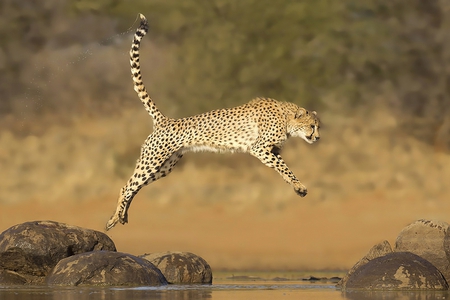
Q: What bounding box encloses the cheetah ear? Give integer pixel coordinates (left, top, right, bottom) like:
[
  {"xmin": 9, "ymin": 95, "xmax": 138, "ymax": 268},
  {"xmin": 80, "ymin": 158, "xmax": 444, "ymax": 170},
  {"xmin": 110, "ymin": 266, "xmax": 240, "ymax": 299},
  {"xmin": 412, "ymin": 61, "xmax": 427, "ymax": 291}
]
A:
[
  {"xmin": 312, "ymin": 111, "xmax": 317, "ymax": 116},
  {"xmin": 295, "ymin": 108, "xmax": 307, "ymax": 118}
]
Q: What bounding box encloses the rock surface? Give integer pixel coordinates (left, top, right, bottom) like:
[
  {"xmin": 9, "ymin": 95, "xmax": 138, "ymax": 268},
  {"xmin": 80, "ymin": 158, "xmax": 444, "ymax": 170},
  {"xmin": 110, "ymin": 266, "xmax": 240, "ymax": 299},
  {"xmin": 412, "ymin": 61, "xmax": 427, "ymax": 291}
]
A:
[
  {"xmin": 0, "ymin": 269, "xmax": 27, "ymax": 285},
  {"xmin": 141, "ymin": 251, "xmax": 213, "ymax": 284},
  {"xmin": 441, "ymin": 223, "xmax": 450, "ymax": 280},
  {"xmin": 395, "ymin": 219, "xmax": 450, "ymax": 281},
  {"xmin": 344, "ymin": 252, "xmax": 448, "ymax": 290},
  {"xmin": 338, "ymin": 240, "xmax": 393, "ymax": 288},
  {"xmin": 46, "ymin": 251, "xmax": 168, "ymax": 286},
  {"xmin": 0, "ymin": 221, "xmax": 116, "ymax": 282}
]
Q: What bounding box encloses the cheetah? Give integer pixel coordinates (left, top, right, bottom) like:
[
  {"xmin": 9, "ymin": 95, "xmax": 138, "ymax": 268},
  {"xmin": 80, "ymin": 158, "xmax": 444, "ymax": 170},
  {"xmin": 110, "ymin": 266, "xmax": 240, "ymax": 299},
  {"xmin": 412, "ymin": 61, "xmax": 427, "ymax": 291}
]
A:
[{"xmin": 106, "ymin": 14, "xmax": 320, "ymax": 230}]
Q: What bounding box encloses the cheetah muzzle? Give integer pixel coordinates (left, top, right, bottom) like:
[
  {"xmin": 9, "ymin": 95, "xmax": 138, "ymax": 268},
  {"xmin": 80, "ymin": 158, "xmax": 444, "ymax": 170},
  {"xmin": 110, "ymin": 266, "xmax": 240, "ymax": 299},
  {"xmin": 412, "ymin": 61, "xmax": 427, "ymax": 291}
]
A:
[{"xmin": 105, "ymin": 14, "xmax": 321, "ymax": 231}]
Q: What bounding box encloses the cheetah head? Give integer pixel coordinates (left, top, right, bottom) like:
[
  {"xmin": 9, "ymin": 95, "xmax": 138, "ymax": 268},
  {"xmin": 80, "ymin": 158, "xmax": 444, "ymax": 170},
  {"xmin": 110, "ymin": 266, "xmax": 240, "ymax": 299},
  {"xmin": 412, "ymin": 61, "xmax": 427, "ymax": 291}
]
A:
[{"xmin": 289, "ymin": 108, "xmax": 320, "ymax": 144}]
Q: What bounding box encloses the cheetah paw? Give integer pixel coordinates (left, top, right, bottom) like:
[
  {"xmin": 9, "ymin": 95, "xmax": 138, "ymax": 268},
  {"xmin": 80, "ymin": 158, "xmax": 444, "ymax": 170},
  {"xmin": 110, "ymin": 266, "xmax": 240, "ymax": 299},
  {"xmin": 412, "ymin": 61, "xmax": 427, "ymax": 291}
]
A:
[
  {"xmin": 105, "ymin": 210, "xmax": 128, "ymax": 231},
  {"xmin": 105, "ymin": 216, "xmax": 119, "ymax": 231},
  {"xmin": 294, "ymin": 185, "xmax": 308, "ymax": 197}
]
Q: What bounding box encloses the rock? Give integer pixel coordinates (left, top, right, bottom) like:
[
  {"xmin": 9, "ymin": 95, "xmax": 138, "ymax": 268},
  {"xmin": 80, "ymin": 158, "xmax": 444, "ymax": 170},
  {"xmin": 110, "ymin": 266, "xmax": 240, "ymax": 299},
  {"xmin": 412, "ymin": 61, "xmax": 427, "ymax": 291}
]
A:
[
  {"xmin": 141, "ymin": 251, "xmax": 212, "ymax": 284},
  {"xmin": 46, "ymin": 251, "xmax": 168, "ymax": 286},
  {"xmin": 343, "ymin": 252, "xmax": 448, "ymax": 290},
  {"xmin": 338, "ymin": 240, "xmax": 393, "ymax": 288},
  {"xmin": 0, "ymin": 221, "xmax": 116, "ymax": 279},
  {"xmin": 302, "ymin": 276, "xmax": 322, "ymax": 281},
  {"xmin": 0, "ymin": 269, "xmax": 27, "ymax": 285},
  {"xmin": 441, "ymin": 224, "xmax": 450, "ymax": 278},
  {"xmin": 395, "ymin": 219, "xmax": 450, "ymax": 281}
]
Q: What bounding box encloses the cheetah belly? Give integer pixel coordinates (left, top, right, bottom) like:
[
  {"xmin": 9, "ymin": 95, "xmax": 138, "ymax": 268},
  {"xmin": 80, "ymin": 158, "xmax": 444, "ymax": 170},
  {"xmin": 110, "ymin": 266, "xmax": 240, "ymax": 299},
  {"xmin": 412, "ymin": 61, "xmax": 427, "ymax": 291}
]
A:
[{"xmin": 186, "ymin": 144, "xmax": 237, "ymax": 153}]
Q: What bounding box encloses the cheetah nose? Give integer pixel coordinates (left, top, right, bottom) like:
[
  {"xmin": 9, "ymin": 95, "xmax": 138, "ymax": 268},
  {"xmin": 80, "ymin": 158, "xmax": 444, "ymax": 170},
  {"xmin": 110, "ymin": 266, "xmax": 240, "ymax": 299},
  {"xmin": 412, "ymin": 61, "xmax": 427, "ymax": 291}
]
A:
[{"xmin": 315, "ymin": 136, "xmax": 320, "ymax": 141}]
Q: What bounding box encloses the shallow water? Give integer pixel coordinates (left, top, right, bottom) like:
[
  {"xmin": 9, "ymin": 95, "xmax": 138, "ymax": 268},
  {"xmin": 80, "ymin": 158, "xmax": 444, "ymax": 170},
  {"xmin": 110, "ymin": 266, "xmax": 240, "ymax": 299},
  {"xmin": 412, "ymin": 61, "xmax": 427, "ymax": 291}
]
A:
[{"xmin": 0, "ymin": 272, "xmax": 449, "ymax": 300}]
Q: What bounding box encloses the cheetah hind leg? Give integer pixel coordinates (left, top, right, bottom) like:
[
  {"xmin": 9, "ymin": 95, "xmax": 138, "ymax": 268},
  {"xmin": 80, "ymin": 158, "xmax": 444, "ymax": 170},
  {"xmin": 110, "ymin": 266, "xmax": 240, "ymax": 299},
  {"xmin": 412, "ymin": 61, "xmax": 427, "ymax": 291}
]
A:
[{"xmin": 105, "ymin": 150, "xmax": 183, "ymax": 230}]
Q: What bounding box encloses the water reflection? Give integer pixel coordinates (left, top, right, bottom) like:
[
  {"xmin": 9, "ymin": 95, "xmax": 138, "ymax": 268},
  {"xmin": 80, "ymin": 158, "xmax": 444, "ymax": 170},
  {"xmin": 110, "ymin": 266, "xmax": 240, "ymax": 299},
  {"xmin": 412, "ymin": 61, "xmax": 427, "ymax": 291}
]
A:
[
  {"xmin": 344, "ymin": 290, "xmax": 449, "ymax": 300},
  {"xmin": 0, "ymin": 287, "xmax": 213, "ymax": 300},
  {"xmin": 1, "ymin": 276, "xmax": 450, "ymax": 300}
]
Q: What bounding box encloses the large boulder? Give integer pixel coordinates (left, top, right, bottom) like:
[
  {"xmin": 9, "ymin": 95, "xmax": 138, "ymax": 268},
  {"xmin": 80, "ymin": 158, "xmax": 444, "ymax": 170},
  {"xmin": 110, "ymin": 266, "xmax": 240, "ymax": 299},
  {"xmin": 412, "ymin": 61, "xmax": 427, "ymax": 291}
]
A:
[
  {"xmin": 0, "ymin": 269, "xmax": 27, "ymax": 285},
  {"xmin": 343, "ymin": 252, "xmax": 448, "ymax": 290},
  {"xmin": 140, "ymin": 251, "xmax": 212, "ymax": 284},
  {"xmin": 441, "ymin": 224, "xmax": 450, "ymax": 278},
  {"xmin": 338, "ymin": 240, "xmax": 393, "ymax": 288},
  {"xmin": 46, "ymin": 251, "xmax": 168, "ymax": 286},
  {"xmin": 395, "ymin": 219, "xmax": 450, "ymax": 280},
  {"xmin": 0, "ymin": 221, "xmax": 116, "ymax": 281}
]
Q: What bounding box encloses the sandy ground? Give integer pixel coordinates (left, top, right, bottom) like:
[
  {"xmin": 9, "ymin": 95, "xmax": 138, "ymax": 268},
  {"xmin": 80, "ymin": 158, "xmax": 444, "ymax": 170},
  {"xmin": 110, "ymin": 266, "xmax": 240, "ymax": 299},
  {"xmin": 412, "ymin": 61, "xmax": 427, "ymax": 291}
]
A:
[{"xmin": 1, "ymin": 108, "xmax": 450, "ymax": 271}]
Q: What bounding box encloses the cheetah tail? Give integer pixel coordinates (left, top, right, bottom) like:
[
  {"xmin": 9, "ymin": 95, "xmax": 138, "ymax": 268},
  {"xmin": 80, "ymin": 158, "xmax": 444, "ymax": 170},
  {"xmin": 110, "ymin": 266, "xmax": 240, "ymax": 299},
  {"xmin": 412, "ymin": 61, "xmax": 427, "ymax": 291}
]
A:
[{"xmin": 130, "ymin": 13, "xmax": 165, "ymax": 125}]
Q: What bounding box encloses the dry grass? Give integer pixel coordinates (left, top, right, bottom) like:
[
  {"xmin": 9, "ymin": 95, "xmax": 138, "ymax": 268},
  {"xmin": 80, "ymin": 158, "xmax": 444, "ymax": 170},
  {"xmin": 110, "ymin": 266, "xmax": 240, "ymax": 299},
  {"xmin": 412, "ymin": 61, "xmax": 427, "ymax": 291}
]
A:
[{"xmin": 1, "ymin": 105, "xmax": 449, "ymax": 271}]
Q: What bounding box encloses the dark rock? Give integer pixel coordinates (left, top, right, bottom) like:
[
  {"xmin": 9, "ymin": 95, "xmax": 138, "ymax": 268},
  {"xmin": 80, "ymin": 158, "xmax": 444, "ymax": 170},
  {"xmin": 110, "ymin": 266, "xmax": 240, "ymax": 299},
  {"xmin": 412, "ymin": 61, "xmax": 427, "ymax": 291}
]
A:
[
  {"xmin": 440, "ymin": 223, "xmax": 450, "ymax": 280},
  {"xmin": 46, "ymin": 251, "xmax": 167, "ymax": 286},
  {"xmin": 0, "ymin": 221, "xmax": 116, "ymax": 279},
  {"xmin": 338, "ymin": 240, "xmax": 393, "ymax": 288},
  {"xmin": 395, "ymin": 219, "xmax": 450, "ymax": 281},
  {"xmin": 302, "ymin": 276, "xmax": 322, "ymax": 281},
  {"xmin": 302, "ymin": 276, "xmax": 341, "ymax": 283},
  {"xmin": 329, "ymin": 277, "xmax": 342, "ymax": 283},
  {"xmin": 141, "ymin": 251, "xmax": 212, "ymax": 284},
  {"xmin": 344, "ymin": 252, "xmax": 448, "ymax": 290},
  {"xmin": 0, "ymin": 269, "xmax": 27, "ymax": 285}
]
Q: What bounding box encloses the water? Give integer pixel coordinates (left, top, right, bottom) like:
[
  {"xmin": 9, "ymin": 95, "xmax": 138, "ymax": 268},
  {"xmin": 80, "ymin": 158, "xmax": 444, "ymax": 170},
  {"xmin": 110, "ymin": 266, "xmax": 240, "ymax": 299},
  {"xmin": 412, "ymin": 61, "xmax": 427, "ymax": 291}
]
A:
[{"xmin": 0, "ymin": 272, "xmax": 449, "ymax": 300}]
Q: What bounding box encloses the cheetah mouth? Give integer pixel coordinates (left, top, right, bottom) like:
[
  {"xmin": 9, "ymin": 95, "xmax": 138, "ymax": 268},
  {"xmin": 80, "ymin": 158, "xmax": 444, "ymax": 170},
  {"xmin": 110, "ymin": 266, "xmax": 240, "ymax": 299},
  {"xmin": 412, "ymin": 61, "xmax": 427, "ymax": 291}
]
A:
[
  {"xmin": 305, "ymin": 126, "xmax": 318, "ymax": 143},
  {"xmin": 306, "ymin": 134, "xmax": 319, "ymax": 143},
  {"xmin": 303, "ymin": 135, "xmax": 314, "ymax": 144}
]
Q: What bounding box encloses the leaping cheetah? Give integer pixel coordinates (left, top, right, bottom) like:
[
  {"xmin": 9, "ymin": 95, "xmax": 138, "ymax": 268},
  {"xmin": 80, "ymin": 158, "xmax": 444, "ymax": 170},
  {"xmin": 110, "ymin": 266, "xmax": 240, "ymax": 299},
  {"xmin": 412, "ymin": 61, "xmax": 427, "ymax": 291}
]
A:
[{"xmin": 106, "ymin": 14, "xmax": 320, "ymax": 230}]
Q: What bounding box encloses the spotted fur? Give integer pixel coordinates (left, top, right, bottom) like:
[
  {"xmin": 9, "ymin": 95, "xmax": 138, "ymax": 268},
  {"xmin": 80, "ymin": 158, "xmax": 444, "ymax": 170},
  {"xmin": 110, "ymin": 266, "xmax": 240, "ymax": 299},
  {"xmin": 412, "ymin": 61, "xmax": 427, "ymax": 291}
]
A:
[{"xmin": 106, "ymin": 14, "xmax": 320, "ymax": 230}]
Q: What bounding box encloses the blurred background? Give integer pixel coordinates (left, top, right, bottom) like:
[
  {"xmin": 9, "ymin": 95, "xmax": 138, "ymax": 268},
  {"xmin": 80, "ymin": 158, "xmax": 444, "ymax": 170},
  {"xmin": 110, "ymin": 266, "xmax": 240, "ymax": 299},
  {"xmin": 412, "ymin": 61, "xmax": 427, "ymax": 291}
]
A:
[{"xmin": 1, "ymin": 0, "xmax": 450, "ymax": 271}]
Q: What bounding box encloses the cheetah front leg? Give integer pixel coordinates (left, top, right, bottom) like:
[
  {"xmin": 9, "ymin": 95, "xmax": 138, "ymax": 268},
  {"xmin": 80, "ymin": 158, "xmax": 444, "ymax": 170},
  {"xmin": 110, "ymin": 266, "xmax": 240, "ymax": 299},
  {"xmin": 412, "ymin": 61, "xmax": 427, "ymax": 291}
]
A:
[
  {"xmin": 250, "ymin": 145, "xmax": 307, "ymax": 197},
  {"xmin": 106, "ymin": 149, "xmax": 183, "ymax": 230}
]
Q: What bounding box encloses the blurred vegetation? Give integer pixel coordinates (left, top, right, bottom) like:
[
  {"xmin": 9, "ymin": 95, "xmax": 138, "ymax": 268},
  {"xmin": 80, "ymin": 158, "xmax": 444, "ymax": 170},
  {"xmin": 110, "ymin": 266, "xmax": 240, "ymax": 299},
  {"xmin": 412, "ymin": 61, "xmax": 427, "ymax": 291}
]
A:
[{"xmin": 1, "ymin": 0, "xmax": 449, "ymax": 147}]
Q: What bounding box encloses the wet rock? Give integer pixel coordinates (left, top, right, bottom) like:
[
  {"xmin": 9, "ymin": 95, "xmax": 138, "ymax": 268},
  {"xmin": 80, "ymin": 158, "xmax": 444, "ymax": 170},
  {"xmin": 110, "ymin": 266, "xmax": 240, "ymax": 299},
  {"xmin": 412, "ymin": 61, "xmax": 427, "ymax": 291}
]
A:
[
  {"xmin": 0, "ymin": 221, "xmax": 116, "ymax": 279},
  {"xmin": 0, "ymin": 269, "xmax": 27, "ymax": 285},
  {"xmin": 441, "ymin": 224, "xmax": 450, "ymax": 278},
  {"xmin": 46, "ymin": 251, "xmax": 167, "ymax": 286},
  {"xmin": 395, "ymin": 219, "xmax": 450, "ymax": 280},
  {"xmin": 343, "ymin": 252, "xmax": 448, "ymax": 290},
  {"xmin": 329, "ymin": 277, "xmax": 342, "ymax": 283},
  {"xmin": 338, "ymin": 240, "xmax": 393, "ymax": 288},
  {"xmin": 141, "ymin": 251, "xmax": 212, "ymax": 284},
  {"xmin": 302, "ymin": 276, "xmax": 323, "ymax": 281}
]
